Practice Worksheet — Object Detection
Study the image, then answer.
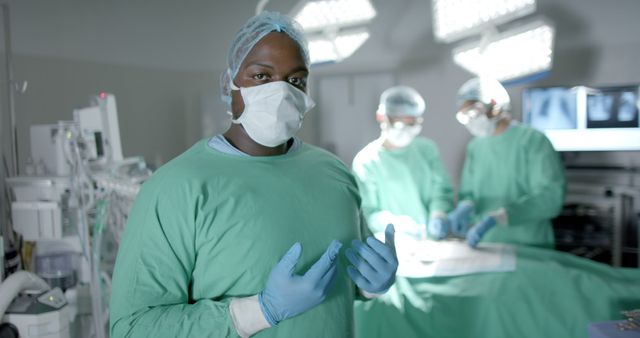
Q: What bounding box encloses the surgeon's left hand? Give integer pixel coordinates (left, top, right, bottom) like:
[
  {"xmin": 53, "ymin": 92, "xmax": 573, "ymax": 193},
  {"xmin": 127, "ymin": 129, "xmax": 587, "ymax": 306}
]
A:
[
  {"xmin": 345, "ymin": 224, "xmax": 398, "ymax": 294},
  {"xmin": 466, "ymin": 216, "xmax": 497, "ymax": 248}
]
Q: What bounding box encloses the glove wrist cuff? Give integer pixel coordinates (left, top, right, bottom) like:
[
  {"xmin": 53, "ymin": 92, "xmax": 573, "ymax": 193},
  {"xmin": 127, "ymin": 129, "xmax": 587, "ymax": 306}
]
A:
[
  {"xmin": 430, "ymin": 211, "xmax": 448, "ymax": 219},
  {"xmin": 489, "ymin": 208, "xmax": 508, "ymax": 225},
  {"xmin": 258, "ymin": 292, "xmax": 279, "ymax": 327},
  {"xmin": 360, "ymin": 289, "xmax": 384, "ymax": 299}
]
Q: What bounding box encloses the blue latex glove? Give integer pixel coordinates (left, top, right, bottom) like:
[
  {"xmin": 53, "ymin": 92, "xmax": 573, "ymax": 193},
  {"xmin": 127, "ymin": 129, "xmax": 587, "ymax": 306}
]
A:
[
  {"xmin": 427, "ymin": 217, "xmax": 449, "ymax": 240},
  {"xmin": 448, "ymin": 201, "xmax": 474, "ymax": 236},
  {"xmin": 259, "ymin": 240, "xmax": 342, "ymax": 326},
  {"xmin": 466, "ymin": 216, "xmax": 497, "ymax": 248},
  {"xmin": 345, "ymin": 224, "xmax": 398, "ymax": 294}
]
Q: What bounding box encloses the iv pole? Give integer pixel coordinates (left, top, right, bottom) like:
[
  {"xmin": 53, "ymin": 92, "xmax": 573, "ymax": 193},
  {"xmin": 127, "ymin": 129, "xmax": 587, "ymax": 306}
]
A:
[{"xmin": 2, "ymin": 3, "xmax": 18, "ymax": 177}]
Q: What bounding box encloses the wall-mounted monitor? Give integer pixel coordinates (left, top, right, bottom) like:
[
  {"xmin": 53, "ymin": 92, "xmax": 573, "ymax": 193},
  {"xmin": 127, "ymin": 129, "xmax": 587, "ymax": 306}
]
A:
[{"xmin": 523, "ymin": 85, "xmax": 640, "ymax": 151}]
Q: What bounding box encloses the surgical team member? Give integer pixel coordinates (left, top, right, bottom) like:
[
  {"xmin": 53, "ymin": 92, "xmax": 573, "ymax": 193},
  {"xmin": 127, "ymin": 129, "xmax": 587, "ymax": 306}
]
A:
[
  {"xmin": 352, "ymin": 86, "xmax": 454, "ymax": 240},
  {"xmin": 450, "ymin": 77, "xmax": 566, "ymax": 248},
  {"xmin": 110, "ymin": 12, "xmax": 397, "ymax": 338}
]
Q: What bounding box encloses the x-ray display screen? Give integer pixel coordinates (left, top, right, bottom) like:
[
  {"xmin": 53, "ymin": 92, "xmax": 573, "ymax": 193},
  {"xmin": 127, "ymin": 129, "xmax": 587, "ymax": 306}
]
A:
[
  {"xmin": 523, "ymin": 87, "xmax": 577, "ymax": 130},
  {"xmin": 586, "ymin": 87, "xmax": 639, "ymax": 129},
  {"xmin": 522, "ymin": 84, "xmax": 640, "ymax": 151}
]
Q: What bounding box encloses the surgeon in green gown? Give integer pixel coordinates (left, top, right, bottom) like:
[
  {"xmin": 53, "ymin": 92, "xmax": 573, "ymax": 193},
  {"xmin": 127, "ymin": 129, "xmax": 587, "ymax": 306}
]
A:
[
  {"xmin": 450, "ymin": 77, "xmax": 566, "ymax": 248},
  {"xmin": 109, "ymin": 12, "xmax": 398, "ymax": 338},
  {"xmin": 352, "ymin": 86, "xmax": 454, "ymax": 240}
]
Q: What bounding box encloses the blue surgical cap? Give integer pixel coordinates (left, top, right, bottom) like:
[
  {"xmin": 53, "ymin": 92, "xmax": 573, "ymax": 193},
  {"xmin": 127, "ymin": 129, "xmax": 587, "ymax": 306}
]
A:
[
  {"xmin": 456, "ymin": 77, "xmax": 511, "ymax": 112},
  {"xmin": 220, "ymin": 11, "xmax": 310, "ymax": 105},
  {"xmin": 378, "ymin": 86, "xmax": 426, "ymax": 117}
]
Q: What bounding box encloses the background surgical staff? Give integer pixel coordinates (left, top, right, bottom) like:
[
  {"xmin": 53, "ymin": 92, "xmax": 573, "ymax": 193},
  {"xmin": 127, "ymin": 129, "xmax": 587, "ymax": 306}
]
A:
[
  {"xmin": 352, "ymin": 86, "xmax": 454, "ymax": 240},
  {"xmin": 449, "ymin": 77, "xmax": 566, "ymax": 248},
  {"xmin": 109, "ymin": 11, "xmax": 397, "ymax": 338}
]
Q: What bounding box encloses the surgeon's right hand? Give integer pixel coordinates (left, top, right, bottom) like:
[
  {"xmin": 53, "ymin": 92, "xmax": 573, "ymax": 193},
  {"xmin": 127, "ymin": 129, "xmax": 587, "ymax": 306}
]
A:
[
  {"xmin": 448, "ymin": 200, "xmax": 474, "ymax": 236},
  {"xmin": 346, "ymin": 224, "xmax": 398, "ymax": 294},
  {"xmin": 259, "ymin": 240, "xmax": 342, "ymax": 326},
  {"xmin": 466, "ymin": 215, "xmax": 497, "ymax": 248}
]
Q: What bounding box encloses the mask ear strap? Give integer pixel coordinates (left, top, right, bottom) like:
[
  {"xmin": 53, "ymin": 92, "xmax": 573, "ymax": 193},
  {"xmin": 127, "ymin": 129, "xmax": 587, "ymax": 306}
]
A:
[
  {"xmin": 227, "ymin": 69, "xmax": 241, "ymax": 124},
  {"xmin": 227, "ymin": 111, "xmax": 241, "ymax": 124},
  {"xmin": 381, "ymin": 115, "xmax": 391, "ymax": 128},
  {"xmin": 228, "ymin": 69, "xmax": 240, "ymax": 91}
]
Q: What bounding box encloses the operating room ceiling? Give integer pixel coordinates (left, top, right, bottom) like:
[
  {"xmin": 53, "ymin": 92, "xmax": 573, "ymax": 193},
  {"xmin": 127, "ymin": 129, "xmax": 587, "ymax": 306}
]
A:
[{"xmin": 1, "ymin": 0, "xmax": 639, "ymax": 74}]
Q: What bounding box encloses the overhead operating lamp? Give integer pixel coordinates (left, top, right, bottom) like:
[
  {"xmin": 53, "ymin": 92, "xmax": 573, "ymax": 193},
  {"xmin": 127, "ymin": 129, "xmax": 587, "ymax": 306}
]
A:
[
  {"xmin": 432, "ymin": 0, "xmax": 536, "ymax": 43},
  {"xmin": 291, "ymin": 0, "xmax": 376, "ymax": 64},
  {"xmin": 307, "ymin": 28, "xmax": 370, "ymax": 64},
  {"xmin": 292, "ymin": 0, "xmax": 376, "ymax": 31},
  {"xmin": 452, "ymin": 19, "xmax": 555, "ymax": 82}
]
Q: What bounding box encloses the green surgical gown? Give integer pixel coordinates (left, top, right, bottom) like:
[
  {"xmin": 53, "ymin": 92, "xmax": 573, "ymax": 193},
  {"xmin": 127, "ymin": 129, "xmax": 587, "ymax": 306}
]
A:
[
  {"xmin": 110, "ymin": 139, "xmax": 371, "ymax": 338},
  {"xmin": 459, "ymin": 124, "xmax": 566, "ymax": 247},
  {"xmin": 352, "ymin": 137, "xmax": 454, "ymax": 233}
]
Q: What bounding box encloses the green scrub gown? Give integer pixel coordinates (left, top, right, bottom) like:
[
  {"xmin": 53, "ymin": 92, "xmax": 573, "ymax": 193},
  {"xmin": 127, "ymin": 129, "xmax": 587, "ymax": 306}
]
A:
[
  {"xmin": 110, "ymin": 139, "xmax": 371, "ymax": 338},
  {"xmin": 459, "ymin": 124, "xmax": 566, "ymax": 247},
  {"xmin": 352, "ymin": 137, "xmax": 454, "ymax": 233}
]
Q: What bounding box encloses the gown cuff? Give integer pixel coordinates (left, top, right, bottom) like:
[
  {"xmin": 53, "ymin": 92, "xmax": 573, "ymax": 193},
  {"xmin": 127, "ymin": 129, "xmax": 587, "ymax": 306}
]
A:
[
  {"xmin": 430, "ymin": 211, "xmax": 448, "ymax": 219},
  {"xmin": 229, "ymin": 295, "xmax": 271, "ymax": 338},
  {"xmin": 489, "ymin": 208, "xmax": 509, "ymax": 226},
  {"xmin": 360, "ymin": 289, "xmax": 383, "ymax": 299}
]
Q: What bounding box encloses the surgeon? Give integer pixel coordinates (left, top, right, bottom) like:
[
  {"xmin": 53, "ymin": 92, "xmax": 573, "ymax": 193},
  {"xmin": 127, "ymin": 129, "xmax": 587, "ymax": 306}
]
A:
[
  {"xmin": 110, "ymin": 12, "xmax": 397, "ymax": 338},
  {"xmin": 450, "ymin": 77, "xmax": 566, "ymax": 248},
  {"xmin": 352, "ymin": 86, "xmax": 454, "ymax": 241}
]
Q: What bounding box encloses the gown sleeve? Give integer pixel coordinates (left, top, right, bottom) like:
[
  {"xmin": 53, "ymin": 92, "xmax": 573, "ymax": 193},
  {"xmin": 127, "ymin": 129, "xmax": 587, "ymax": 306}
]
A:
[
  {"xmin": 504, "ymin": 133, "xmax": 566, "ymax": 226},
  {"xmin": 458, "ymin": 142, "xmax": 476, "ymax": 204},
  {"xmin": 109, "ymin": 176, "xmax": 240, "ymax": 338},
  {"xmin": 352, "ymin": 156, "xmax": 388, "ymax": 233},
  {"xmin": 423, "ymin": 141, "xmax": 454, "ymax": 216}
]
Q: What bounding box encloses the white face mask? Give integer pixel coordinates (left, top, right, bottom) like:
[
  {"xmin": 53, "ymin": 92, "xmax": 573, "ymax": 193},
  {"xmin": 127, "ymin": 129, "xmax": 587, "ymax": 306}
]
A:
[
  {"xmin": 230, "ymin": 80, "xmax": 315, "ymax": 147},
  {"xmin": 464, "ymin": 114, "xmax": 497, "ymax": 137},
  {"xmin": 383, "ymin": 121, "xmax": 422, "ymax": 147}
]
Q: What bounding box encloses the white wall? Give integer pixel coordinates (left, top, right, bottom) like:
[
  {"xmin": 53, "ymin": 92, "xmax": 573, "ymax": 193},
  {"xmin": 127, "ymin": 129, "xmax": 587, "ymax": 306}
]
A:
[{"xmin": 315, "ymin": 72, "xmax": 395, "ymax": 166}]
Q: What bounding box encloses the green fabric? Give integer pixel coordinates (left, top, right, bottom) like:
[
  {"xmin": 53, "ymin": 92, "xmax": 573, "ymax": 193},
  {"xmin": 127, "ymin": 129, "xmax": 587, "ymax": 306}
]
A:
[
  {"xmin": 355, "ymin": 246, "xmax": 640, "ymax": 338},
  {"xmin": 459, "ymin": 124, "xmax": 566, "ymax": 247},
  {"xmin": 110, "ymin": 139, "xmax": 371, "ymax": 338},
  {"xmin": 352, "ymin": 137, "xmax": 454, "ymax": 233}
]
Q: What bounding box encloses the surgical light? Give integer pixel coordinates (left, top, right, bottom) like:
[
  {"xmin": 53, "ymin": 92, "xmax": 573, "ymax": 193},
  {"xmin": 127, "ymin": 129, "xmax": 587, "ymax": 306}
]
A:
[
  {"xmin": 452, "ymin": 20, "xmax": 554, "ymax": 82},
  {"xmin": 307, "ymin": 29, "xmax": 370, "ymax": 64},
  {"xmin": 292, "ymin": 0, "xmax": 377, "ymax": 33},
  {"xmin": 432, "ymin": 0, "xmax": 536, "ymax": 42}
]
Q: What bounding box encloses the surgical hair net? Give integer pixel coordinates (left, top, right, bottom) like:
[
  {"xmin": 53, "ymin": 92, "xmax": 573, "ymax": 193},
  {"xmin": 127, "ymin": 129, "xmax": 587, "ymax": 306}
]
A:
[
  {"xmin": 220, "ymin": 11, "xmax": 310, "ymax": 105},
  {"xmin": 456, "ymin": 77, "xmax": 511, "ymax": 113},
  {"xmin": 378, "ymin": 86, "xmax": 426, "ymax": 117}
]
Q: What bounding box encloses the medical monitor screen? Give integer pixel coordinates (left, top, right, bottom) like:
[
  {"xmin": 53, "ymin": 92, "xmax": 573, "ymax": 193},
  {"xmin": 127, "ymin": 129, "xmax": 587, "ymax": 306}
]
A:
[
  {"xmin": 523, "ymin": 84, "xmax": 640, "ymax": 151},
  {"xmin": 523, "ymin": 87, "xmax": 577, "ymax": 130},
  {"xmin": 586, "ymin": 86, "xmax": 639, "ymax": 129}
]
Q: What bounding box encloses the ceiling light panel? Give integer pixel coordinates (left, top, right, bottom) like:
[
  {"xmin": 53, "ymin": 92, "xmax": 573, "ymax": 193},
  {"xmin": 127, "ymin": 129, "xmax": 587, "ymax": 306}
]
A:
[
  {"xmin": 433, "ymin": 0, "xmax": 536, "ymax": 42},
  {"xmin": 452, "ymin": 20, "xmax": 554, "ymax": 81},
  {"xmin": 308, "ymin": 29, "xmax": 370, "ymax": 64},
  {"xmin": 293, "ymin": 0, "xmax": 377, "ymax": 32}
]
